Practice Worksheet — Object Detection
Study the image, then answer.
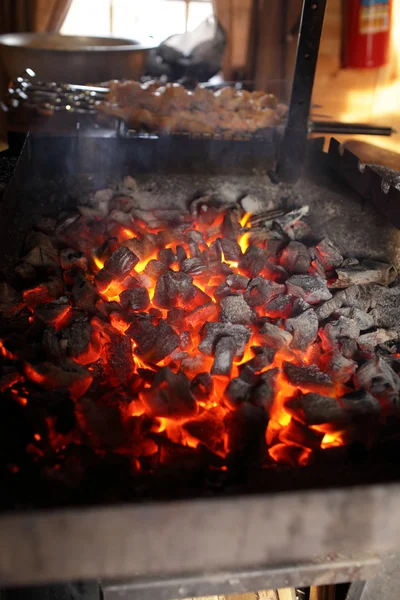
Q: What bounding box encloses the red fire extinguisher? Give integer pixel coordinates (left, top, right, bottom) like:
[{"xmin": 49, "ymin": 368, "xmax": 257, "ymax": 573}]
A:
[{"xmin": 341, "ymin": 0, "xmax": 392, "ymax": 68}]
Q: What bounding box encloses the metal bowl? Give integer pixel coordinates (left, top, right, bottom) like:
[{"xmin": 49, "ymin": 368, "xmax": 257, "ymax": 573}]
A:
[{"xmin": 0, "ymin": 33, "xmax": 156, "ymax": 84}]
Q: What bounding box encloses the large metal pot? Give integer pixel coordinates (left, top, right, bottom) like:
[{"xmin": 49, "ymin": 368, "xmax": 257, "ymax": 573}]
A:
[{"xmin": 0, "ymin": 33, "xmax": 156, "ymax": 84}]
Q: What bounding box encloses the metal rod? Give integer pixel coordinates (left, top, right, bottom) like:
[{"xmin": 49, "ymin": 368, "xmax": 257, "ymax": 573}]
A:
[
  {"xmin": 310, "ymin": 121, "xmax": 395, "ymax": 136},
  {"xmin": 277, "ymin": 0, "xmax": 327, "ymax": 182}
]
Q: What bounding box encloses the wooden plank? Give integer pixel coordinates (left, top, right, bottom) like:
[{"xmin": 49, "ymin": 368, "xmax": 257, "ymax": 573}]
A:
[
  {"xmin": 310, "ymin": 586, "xmax": 336, "ymax": 600},
  {"xmin": 277, "ymin": 589, "xmax": 297, "ymax": 600}
]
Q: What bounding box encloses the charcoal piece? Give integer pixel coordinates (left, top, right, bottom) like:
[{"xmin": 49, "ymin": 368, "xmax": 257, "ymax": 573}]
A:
[
  {"xmin": 23, "ymin": 278, "xmax": 63, "ymax": 307},
  {"xmin": 94, "ymin": 268, "xmax": 114, "ymax": 294},
  {"xmin": 137, "ymin": 320, "xmax": 180, "ymax": 364},
  {"xmin": 60, "ymin": 248, "xmax": 88, "ymax": 271},
  {"xmin": 158, "ymin": 247, "xmax": 176, "ymax": 266},
  {"xmin": 190, "ymin": 372, "xmax": 213, "ymax": 400},
  {"xmin": 0, "ymin": 282, "xmax": 24, "ymax": 317},
  {"xmin": 336, "ymin": 285, "xmax": 372, "ymax": 312},
  {"xmin": 340, "ymin": 390, "xmax": 381, "ymax": 416},
  {"xmin": 259, "ymin": 322, "xmax": 292, "ymax": 349},
  {"xmin": 153, "ymin": 271, "xmax": 197, "ymax": 309},
  {"xmin": 72, "ymin": 276, "xmax": 99, "ymax": 312},
  {"xmin": 367, "ymin": 284, "xmax": 400, "ymax": 333},
  {"xmin": 341, "ymin": 338, "xmax": 358, "ymax": 360},
  {"xmin": 42, "ymin": 327, "xmax": 64, "ymax": 359},
  {"xmin": 322, "ymin": 353, "xmax": 356, "ymax": 384},
  {"xmin": 24, "ymin": 360, "xmax": 92, "ymax": 399},
  {"xmin": 181, "ymin": 354, "xmax": 209, "ymax": 373},
  {"xmin": 283, "ymin": 362, "xmax": 333, "ymax": 393},
  {"xmin": 179, "ymin": 330, "xmax": 191, "ymax": 350},
  {"xmin": 0, "ymin": 309, "xmax": 30, "ymax": 337},
  {"xmin": 181, "ymin": 257, "xmax": 208, "ymax": 275},
  {"xmin": 166, "ymin": 307, "xmax": 187, "ymax": 331},
  {"xmin": 330, "ymin": 260, "xmax": 397, "ymax": 288},
  {"xmin": 291, "ymin": 392, "xmax": 348, "ymax": 426},
  {"xmin": 95, "ymin": 237, "xmax": 119, "ymax": 263},
  {"xmin": 226, "ymin": 273, "xmax": 249, "ymax": 290},
  {"xmin": 222, "ymin": 210, "xmax": 241, "ymax": 239},
  {"xmin": 213, "ymin": 282, "xmax": 234, "ymax": 300},
  {"xmin": 183, "ymin": 410, "xmax": 225, "ymax": 454},
  {"xmin": 144, "ymin": 260, "xmax": 169, "ymax": 280},
  {"xmin": 127, "ymin": 314, "xmax": 157, "ymax": 348},
  {"xmin": 63, "ymin": 320, "xmax": 92, "ymax": 359},
  {"xmin": 264, "ymin": 294, "xmax": 293, "ymax": 318},
  {"xmin": 211, "ymin": 336, "xmax": 236, "ymax": 376},
  {"xmin": 225, "ymin": 377, "xmax": 251, "ymax": 410},
  {"xmin": 120, "ymin": 288, "xmax": 150, "ymax": 311},
  {"xmin": 358, "ymin": 328, "xmax": 398, "ymax": 351},
  {"xmin": 106, "ymin": 336, "xmax": 135, "ymax": 385},
  {"xmin": 320, "ymin": 316, "xmax": 360, "ymax": 351},
  {"xmin": 251, "ymin": 367, "xmax": 279, "ymax": 411},
  {"xmin": 219, "ymin": 238, "xmax": 242, "ymax": 262},
  {"xmin": 315, "ymin": 295, "xmax": 343, "ymax": 321},
  {"xmin": 239, "ymin": 245, "xmax": 267, "ymax": 277},
  {"xmin": 225, "ymin": 403, "xmax": 266, "ymax": 459},
  {"xmin": 314, "ymin": 237, "xmax": 343, "ymax": 270},
  {"xmin": 104, "ymin": 247, "xmax": 139, "ymax": 280},
  {"xmin": 141, "ymin": 367, "xmax": 197, "ymax": 420},
  {"xmin": 285, "ymin": 308, "xmax": 318, "ymax": 350},
  {"xmin": 15, "ymin": 261, "xmax": 36, "ymax": 280},
  {"xmin": 188, "ymin": 241, "xmax": 201, "ymax": 259},
  {"xmin": 244, "ymin": 276, "xmax": 285, "ymax": 307},
  {"xmin": 185, "ymin": 229, "xmax": 204, "ymax": 245},
  {"xmin": 199, "ymin": 322, "xmax": 251, "ymax": 358},
  {"xmin": 34, "ymin": 296, "xmax": 70, "ymax": 326},
  {"xmin": 286, "ymin": 274, "xmax": 332, "ymax": 304},
  {"xmin": 354, "ymin": 356, "xmax": 400, "ymax": 394},
  {"xmin": 176, "ymin": 245, "xmax": 187, "ymax": 264},
  {"xmin": 280, "ymin": 241, "xmax": 311, "ymax": 274},
  {"xmin": 220, "ymin": 294, "xmax": 253, "ymax": 325},
  {"xmin": 183, "ymin": 302, "xmax": 218, "ymax": 332},
  {"xmin": 239, "ymin": 348, "xmax": 276, "ymax": 383},
  {"xmin": 310, "ymin": 258, "xmax": 327, "ymax": 280},
  {"xmin": 123, "ymin": 235, "xmax": 157, "ymax": 261},
  {"xmin": 76, "ymin": 397, "xmax": 126, "ymax": 449},
  {"xmin": 334, "ymin": 307, "xmax": 374, "ymax": 331},
  {"xmin": 22, "ymin": 244, "xmax": 59, "ymax": 268}
]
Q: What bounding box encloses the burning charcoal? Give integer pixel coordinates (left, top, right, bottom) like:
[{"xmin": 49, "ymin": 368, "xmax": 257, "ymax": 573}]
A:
[
  {"xmin": 120, "ymin": 288, "xmax": 150, "ymax": 311},
  {"xmin": 143, "ymin": 260, "xmax": 169, "ymax": 281},
  {"xmin": 322, "ymin": 353, "xmax": 356, "ymax": 384},
  {"xmin": 211, "ymin": 336, "xmax": 236, "ymax": 376},
  {"xmin": 340, "ymin": 390, "xmax": 381, "ymax": 416},
  {"xmin": 181, "ymin": 257, "xmax": 208, "ymax": 276},
  {"xmin": 0, "ymin": 282, "xmax": 24, "ymax": 317},
  {"xmin": 219, "ymin": 238, "xmax": 241, "ymax": 262},
  {"xmin": 130, "ymin": 319, "xmax": 180, "ymax": 364},
  {"xmin": 166, "ymin": 307, "xmax": 187, "ymax": 331},
  {"xmin": 183, "ymin": 410, "xmax": 225, "ymax": 454},
  {"xmin": 226, "ymin": 273, "xmax": 249, "ymax": 290},
  {"xmin": 250, "ymin": 367, "xmax": 279, "ymax": 411},
  {"xmin": 259, "ymin": 322, "xmax": 292, "ymax": 349},
  {"xmin": 358, "ymin": 328, "xmax": 398, "ymax": 351},
  {"xmin": 286, "ymin": 274, "xmax": 332, "ymax": 304},
  {"xmin": 310, "ymin": 258, "xmax": 327, "ymax": 280},
  {"xmin": 285, "ymin": 308, "xmax": 318, "ymax": 350},
  {"xmin": 23, "ymin": 278, "xmax": 63, "ymax": 307},
  {"xmin": 225, "ymin": 403, "xmax": 266, "ymax": 458},
  {"xmin": 244, "ymin": 276, "xmax": 285, "ymax": 307},
  {"xmin": 176, "ymin": 245, "xmax": 187, "ymax": 265},
  {"xmin": 279, "ymin": 418, "xmax": 324, "ymax": 450},
  {"xmin": 92, "ymin": 188, "xmax": 114, "ymax": 215},
  {"xmin": 334, "ymin": 307, "xmax": 375, "ymax": 331},
  {"xmin": 104, "ymin": 247, "xmax": 139, "ymax": 280},
  {"xmin": 341, "ymin": 338, "xmax": 358, "ymax": 360},
  {"xmin": 275, "ymin": 205, "xmax": 309, "ymax": 231},
  {"xmin": 190, "ymin": 372, "xmax": 213, "ymax": 400},
  {"xmin": 107, "ymin": 336, "xmax": 135, "ymax": 385},
  {"xmin": 24, "ymin": 360, "xmax": 92, "ymax": 399},
  {"xmin": 280, "ymin": 241, "xmax": 311, "ymax": 274},
  {"xmin": 123, "ymin": 235, "xmax": 156, "ymax": 261},
  {"xmin": 60, "ymin": 248, "xmax": 88, "ymax": 271},
  {"xmin": 140, "ymin": 367, "xmax": 197, "ymax": 420},
  {"xmin": 289, "ymin": 392, "xmax": 349, "ymax": 426},
  {"xmin": 222, "ymin": 210, "xmax": 241, "ymax": 239},
  {"xmin": 199, "ymin": 322, "xmax": 251, "ymax": 358},
  {"xmin": 72, "ymin": 276, "xmax": 99, "ymax": 312},
  {"xmin": 220, "ymin": 294, "xmax": 253, "ymax": 325},
  {"xmin": 185, "ymin": 229, "xmax": 204, "ymax": 245},
  {"xmin": 315, "ymin": 295, "xmax": 343, "ymax": 321},
  {"xmin": 153, "ymin": 271, "xmax": 197, "ymax": 309},
  {"xmin": 94, "ymin": 269, "xmax": 114, "ymax": 294},
  {"xmin": 158, "ymin": 247, "xmax": 175, "ymax": 266},
  {"xmin": 213, "ymin": 282, "xmax": 233, "ymax": 301},
  {"xmin": 330, "ymin": 260, "xmax": 397, "ymax": 288},
  {"xmin": 225, "ymin": 377, "xmax": 251, "ymax": 409},
  {"xmin": 188, "ymin": 241, "xmax": 201, "ymax": 259},
  {"xmin": 314, "ymin": 237, "xmax": 343, "ymax": 270},
  {"xmin": 181, "ymin": 354, "xmax": 210, "ymax": 374},
  {"xmin": 183, "ymin": 302, "xmax": 218, "ymax": 332},
  {"xmin": 239, "ymin": 348, "xmax": 276, "ymax": 383},
  {"xmin": 35, "ymin": 296, "xmax": 70, "ymax": 326},
  {"xmin": 239, "ymin": 245, "xmax": 267, "ymax": 277},
  {"xmin": 354, "ymin": 356, "xmax": 400, "ymax": 395},
  {"xmin": 42, "ymin": 327, "xmax": 64, "ymax": 359},
  {"xmin": 283, "ymin": 362, "xmax": 333, "ymax": 393},
  {"xmin": 264, "ymin": 294, "xmax": 293, "ymax": 318},
  {"xmin": 320, "ymin": 317, "xmax": 360, "ymax": 351},
  {"xmin": 76, "ymin": 397, "xmax": 126, "ymax": 449}
]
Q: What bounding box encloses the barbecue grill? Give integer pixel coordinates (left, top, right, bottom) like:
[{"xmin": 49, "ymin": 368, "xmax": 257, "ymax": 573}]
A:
[{"xmin": 1, "ymin": 2, "xmax": 400, "ymax": 600}]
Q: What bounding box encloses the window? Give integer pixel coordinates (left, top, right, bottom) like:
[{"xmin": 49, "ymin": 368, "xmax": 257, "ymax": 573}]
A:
[{"xmin": 61, "ymin": 0, "xmax": 214, "ymax": 43}]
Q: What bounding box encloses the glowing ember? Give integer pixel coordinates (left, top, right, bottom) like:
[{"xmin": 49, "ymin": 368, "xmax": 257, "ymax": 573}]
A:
[{"xmin": 0, "ymin": 187, "xmax": 399, "ymax": 484}]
